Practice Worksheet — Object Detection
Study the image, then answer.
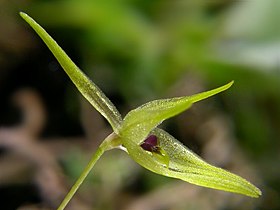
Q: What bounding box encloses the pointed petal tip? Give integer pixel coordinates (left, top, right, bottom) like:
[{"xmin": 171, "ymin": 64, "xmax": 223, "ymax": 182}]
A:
[
  {"xmin": 189, "ymin": 80, "xmax": 234, "ymax": 104},
  {"xmin": 19, "ymin": 11, "xmax": 27, "ymax": 18},
  {"xmin": 252, "ymin": 187, "xmax": 262, "ymax": 198},
  {"xmin": 220, "ymin": 80, "xmax": 234, "ymax": 91},
  {"xmin": 20, "ymin": 12, "xmax": 32, "ymax": 23},
  {"xmin": 228, "ymin": 80, "xmax": 234, "ymax": 86},
  {"xmin": 237, "ymin": 181, "xmax": 261, "ymax": 198}
]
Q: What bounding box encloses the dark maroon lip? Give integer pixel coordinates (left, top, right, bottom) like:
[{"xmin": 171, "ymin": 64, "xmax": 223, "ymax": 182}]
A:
[{"xmin": 140, "ymin": 135, "xmax": 160, "ymax": 153}]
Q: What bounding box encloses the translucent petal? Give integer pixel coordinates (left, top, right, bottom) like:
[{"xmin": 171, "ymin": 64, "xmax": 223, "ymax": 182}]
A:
[
  {"xmin": 120, "ymin": 81, "xmax": 233, "ymax": 145},
  {"xmin": 126, "ymin": 128, "xmax": 261, "ymax": 197},
  {"xmin": 20, "ymin": 12, "xmax": 122, "ymax": 132}
]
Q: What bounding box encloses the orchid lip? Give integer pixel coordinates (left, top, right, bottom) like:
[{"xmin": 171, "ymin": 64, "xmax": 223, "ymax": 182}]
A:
[{"xmin": 140, "ymin": 134, "xmax": 160, "ymax": 153}]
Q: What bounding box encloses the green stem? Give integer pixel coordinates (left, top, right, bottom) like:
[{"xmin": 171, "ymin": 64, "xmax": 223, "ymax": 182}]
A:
[{"xmin": 57, "ymin": 133, "xmax": 120, "ymax": 210}]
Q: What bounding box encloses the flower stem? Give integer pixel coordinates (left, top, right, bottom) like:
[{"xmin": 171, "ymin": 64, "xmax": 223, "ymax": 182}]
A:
[{"xmin": 57, "ymin": 133, "xmax": 120, "ymax": 210}]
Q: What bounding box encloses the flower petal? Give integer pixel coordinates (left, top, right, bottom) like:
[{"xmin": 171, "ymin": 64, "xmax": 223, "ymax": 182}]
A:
[
  {"xmin": 120, "ymin": 81, "xmax": 233, "ymax": 145},
  {"xmin": 20, "ymin": 12, "xmax": 122, "ymax": 132},
  {"xmin": 125, "ymin": 128, "xmax": 261, "ymax": 197}
]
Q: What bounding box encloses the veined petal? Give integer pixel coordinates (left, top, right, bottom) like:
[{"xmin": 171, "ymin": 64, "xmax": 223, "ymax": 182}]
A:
[
  {"xmin": 125, "ymin": 128, "xmax": 261, "ymax": 197},
  {"xmin": 20, "ymin": 12, "xmax": 122, "ymax": 132},
  {"xmin": 120, "ymin": 81, "xmax": 233, "ymax": 145}
]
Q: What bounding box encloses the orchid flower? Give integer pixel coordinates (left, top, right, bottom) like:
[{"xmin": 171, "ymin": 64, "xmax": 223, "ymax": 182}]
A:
[{"xmin": 20, "ymin": 12, "xmax": 261, "ymax": 210}]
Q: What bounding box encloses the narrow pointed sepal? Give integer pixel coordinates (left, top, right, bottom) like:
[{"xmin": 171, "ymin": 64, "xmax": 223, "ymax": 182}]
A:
[
  {"xmin": 120, "ymin": 81, "xmax": 234, "ymax": 145},
  {"xmin": 126, "ymin": 128, "xmax": 261, "ymax": 198},
  {"xmin": 20, "ymin": 12, "xmax": 122, "ymax": 132}
]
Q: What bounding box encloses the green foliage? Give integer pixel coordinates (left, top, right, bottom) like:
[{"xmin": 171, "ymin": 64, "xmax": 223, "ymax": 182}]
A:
[{"xmin": 20, "ymin": 12, "xmax": 261, "ymax": 210}]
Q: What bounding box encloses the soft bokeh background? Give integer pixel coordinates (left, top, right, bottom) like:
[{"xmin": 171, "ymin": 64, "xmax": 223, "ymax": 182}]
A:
[{"xmin": 0, "ymin": 0, "xmax": 279, "ymax": 209}]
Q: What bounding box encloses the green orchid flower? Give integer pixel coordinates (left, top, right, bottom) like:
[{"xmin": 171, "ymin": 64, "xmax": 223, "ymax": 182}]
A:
[{"xmin": 20, "ymin": 12, "xmax": 261, "ymax": 210}]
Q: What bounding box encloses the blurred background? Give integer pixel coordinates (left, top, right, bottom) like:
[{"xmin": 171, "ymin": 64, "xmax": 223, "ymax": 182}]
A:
[{"xmin": 0, "ymin": 0, "xmax": 279, "ymax": 209}]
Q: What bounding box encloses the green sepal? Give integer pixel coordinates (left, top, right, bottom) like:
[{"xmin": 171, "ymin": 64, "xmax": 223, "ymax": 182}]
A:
[
  {"xmin": 120, "ymin": 81, "xmax": 233, "ymax": 146},
  {"xmin": 128, "ymin": 128, "xmax": 262, "ymax": 198},
  {"xmin": 20, "ymin": 12, "xmax": 122, "ymax": 133}
]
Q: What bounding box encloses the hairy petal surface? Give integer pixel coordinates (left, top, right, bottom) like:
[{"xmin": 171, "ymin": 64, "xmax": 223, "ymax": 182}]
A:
[
  {"xmin": 119, "ymin": 81, "xmax": 261, "ymax": 197},
  {"xmin": 127, "ymin": 128, "xmax": 262, "ymax": 197},
  {"xmin": 120, "ymin": 81, "xmax": 233, "ymax": 146}
]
